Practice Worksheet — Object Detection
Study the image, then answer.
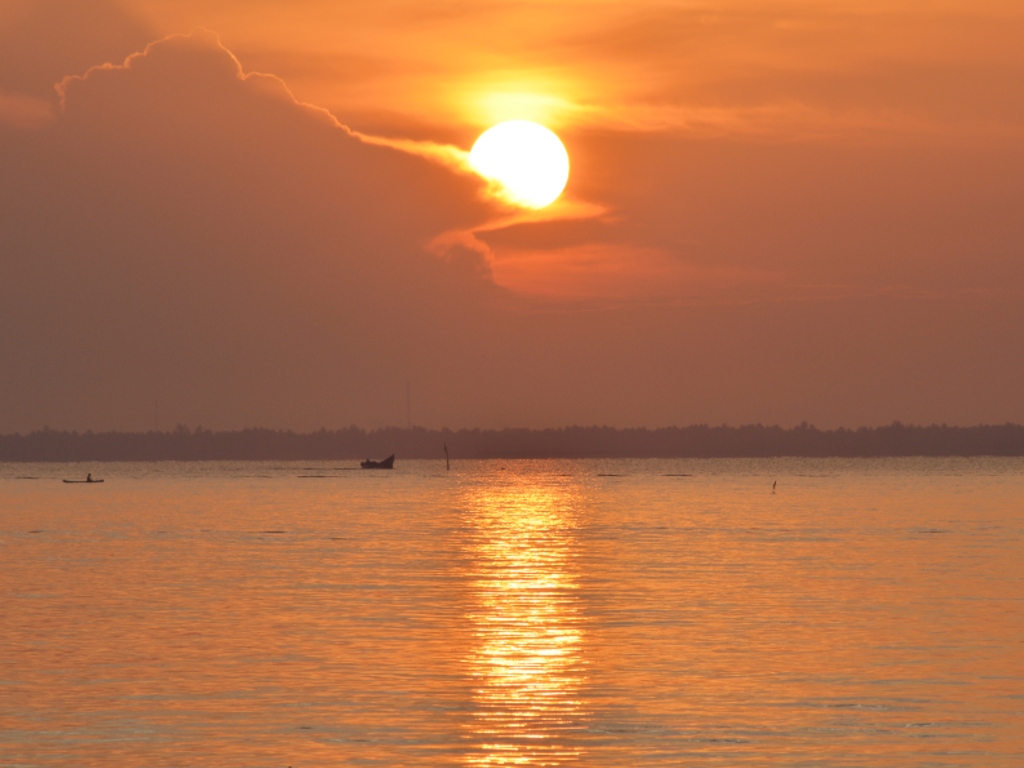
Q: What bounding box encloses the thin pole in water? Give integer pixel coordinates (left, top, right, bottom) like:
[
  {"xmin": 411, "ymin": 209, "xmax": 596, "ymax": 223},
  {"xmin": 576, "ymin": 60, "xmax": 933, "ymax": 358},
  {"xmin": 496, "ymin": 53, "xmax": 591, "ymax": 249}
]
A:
[{"xmin": 444, "ymin": 442, "xmax": 450, "ymax": 471}]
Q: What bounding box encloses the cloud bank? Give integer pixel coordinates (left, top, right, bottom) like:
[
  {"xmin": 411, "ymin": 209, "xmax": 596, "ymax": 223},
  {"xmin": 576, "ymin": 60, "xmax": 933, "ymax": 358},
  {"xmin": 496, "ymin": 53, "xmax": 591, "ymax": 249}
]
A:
[{"xmin": 2, "ymin": 30, "xmax": 505, "ymax": 430}]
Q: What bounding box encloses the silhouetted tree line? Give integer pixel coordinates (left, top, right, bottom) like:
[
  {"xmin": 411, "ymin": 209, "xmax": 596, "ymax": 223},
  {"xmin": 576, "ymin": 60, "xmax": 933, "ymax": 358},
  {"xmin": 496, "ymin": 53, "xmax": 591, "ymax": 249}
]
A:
[{"xmin": 2, "ymin": 422, "xmax": 1024, "ymax": 461}]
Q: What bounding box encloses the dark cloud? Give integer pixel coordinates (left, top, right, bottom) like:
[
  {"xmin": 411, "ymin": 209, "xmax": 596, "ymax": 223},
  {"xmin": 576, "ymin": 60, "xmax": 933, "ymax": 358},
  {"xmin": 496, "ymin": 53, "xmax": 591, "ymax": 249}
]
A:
[
  {"xmin": 1, "ymin": 31, "xmax": 501, "ymax": 431},
  {"xmin": 0, "ymin": 0, "xmax": 155, "ymax": 97}
]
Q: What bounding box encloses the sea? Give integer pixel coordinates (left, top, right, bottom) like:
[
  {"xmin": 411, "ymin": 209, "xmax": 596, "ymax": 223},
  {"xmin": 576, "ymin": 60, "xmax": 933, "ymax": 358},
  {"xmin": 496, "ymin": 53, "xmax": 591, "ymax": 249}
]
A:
[{"xmin": 2, "ymin": 458, "xmax": 1022, "ymax": 767}]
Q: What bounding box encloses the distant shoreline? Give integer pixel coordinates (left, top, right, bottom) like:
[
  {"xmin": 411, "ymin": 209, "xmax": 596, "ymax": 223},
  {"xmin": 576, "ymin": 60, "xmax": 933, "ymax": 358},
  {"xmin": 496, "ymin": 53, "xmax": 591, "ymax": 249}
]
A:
[{"xmin": 2, "ymin": 423, "xmax": 1024, "ymax": 462}]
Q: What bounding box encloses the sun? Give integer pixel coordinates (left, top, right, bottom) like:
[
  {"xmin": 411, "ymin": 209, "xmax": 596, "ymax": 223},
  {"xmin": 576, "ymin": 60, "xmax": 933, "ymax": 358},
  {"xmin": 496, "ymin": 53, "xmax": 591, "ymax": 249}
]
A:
[{"xmin": 469, "ymin": 120, "xmax": 569, "ymax": 209}]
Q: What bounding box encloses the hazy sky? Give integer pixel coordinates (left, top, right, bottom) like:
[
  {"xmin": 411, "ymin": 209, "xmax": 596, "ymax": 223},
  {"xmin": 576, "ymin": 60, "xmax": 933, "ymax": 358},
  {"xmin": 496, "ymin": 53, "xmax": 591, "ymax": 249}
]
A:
[{"xmin": 2, "ymin": 0, "xmax": 1022, "ymax": 431}]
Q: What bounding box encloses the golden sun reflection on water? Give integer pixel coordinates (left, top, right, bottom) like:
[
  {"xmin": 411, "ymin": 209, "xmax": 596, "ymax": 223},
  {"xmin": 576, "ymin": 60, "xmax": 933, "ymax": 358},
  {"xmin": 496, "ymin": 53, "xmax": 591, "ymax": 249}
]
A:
[{"xmin": 460, "ymin": 479, "xmax": 588, "ymax": 766}]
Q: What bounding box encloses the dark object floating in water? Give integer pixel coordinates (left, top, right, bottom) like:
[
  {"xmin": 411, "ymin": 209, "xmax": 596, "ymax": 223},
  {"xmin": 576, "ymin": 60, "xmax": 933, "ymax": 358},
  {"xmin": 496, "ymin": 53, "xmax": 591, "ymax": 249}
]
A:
[
  {"xmin": 28, "ymin": 529, "xmax": 44, "ymax": 534},
  {"xmin": 297, "ymin": 475, "xmax": 330, "ymax": 478},
  {"xmin": 63, "ymin": 474, "xmax": 103, "ymax": 483},
  {"xmin": 663, "ymin": 473, "xmax": 692, "ymax": 477},
  {"xmin": 597, "ymin": 473, "xmax": 623, "ymax": 477},
  {"xmin": 16, "ymin": 476, "xmax": 40, "ymax": 480},
  {"xmin": 361, "ymin": 454, "xmax": 394, "ymax": 469},
  {"xmin": 262, "ymin": 530, "xmax": 286, "ymax": 534}
]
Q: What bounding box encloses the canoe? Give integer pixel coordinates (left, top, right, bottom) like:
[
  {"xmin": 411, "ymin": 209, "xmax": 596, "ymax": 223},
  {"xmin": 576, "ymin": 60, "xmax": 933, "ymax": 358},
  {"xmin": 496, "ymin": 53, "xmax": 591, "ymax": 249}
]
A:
[
  {"xmin": 63, "ymin": 479, "xmax": 104, "ymax": 483},
  {"xmin": 360, "ymin": 454, "xmax": 394, "ymax": 469}
]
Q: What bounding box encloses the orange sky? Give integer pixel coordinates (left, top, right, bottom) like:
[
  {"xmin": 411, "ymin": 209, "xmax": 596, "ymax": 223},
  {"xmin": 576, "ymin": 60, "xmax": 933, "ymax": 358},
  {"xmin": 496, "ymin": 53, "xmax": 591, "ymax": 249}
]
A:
[{"xmin": 1, "ymin": 0, "xmax": 1022, "ymax": 431}]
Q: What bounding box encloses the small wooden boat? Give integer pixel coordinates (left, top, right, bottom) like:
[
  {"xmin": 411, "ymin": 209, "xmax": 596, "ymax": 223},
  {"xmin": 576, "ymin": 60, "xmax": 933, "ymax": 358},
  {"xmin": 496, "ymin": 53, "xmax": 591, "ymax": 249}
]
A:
[
  {"xmin": 63, "ymin": 478, "xmax": 104, "ymax": 484},
  {"xmin": 360, "ymin": 454, "xmax": 394, "ymax": 469}
]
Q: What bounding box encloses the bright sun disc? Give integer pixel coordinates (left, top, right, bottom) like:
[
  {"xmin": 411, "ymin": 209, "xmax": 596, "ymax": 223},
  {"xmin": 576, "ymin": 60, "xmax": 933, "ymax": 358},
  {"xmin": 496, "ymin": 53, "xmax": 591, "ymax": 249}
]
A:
[{"xmin": 469, "ymin": 120, "xmax": 569, "ymax": 209}]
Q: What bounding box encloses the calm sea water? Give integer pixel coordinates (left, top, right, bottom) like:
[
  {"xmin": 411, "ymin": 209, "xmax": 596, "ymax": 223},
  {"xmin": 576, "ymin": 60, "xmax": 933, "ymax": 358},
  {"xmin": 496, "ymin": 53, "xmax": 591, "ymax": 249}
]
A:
[{"xmin": 2, "ymin": 458, "xmax": 1022, "ymax": 767}]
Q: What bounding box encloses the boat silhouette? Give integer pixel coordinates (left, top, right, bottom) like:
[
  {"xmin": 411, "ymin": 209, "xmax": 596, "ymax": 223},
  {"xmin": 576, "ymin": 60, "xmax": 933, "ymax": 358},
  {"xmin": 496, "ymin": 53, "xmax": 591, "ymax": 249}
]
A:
[
  {"xmin": 360, "ymin": 454, "xmax": 394, "ymax": 469},
  {"xmin": 63, "ymin": 474, "xmax": 103, "ymax": 484}
]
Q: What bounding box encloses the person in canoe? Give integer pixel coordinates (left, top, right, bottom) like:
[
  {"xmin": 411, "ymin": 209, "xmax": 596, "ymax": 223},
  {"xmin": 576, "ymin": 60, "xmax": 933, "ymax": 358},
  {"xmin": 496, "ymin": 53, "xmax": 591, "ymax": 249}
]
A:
[{"xmin": 63, "ymin": 474, "xmax": 104, "ymax": 483}]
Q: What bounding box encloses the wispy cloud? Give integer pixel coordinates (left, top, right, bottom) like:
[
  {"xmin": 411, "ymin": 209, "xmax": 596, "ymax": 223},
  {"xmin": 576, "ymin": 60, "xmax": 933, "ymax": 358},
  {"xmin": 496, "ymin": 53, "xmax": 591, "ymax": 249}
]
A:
[{"xmin": 0, "ymin": 90, "xmax": 55, "ymax": 128}]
